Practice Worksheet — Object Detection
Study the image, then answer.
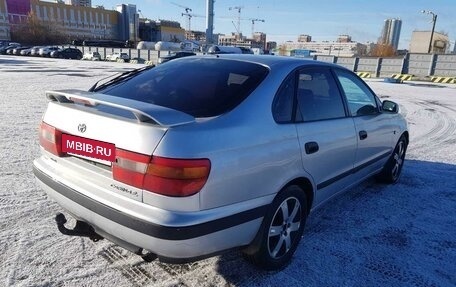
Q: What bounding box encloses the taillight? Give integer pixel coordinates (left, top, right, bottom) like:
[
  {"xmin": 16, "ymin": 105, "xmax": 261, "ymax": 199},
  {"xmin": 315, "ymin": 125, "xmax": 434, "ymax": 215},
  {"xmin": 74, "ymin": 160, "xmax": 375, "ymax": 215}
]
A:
[
  {"xmin": 144, "ymin": 157, "xmax": 211, "ymax": 197},
  {"xmin": 39, "ymin": 122, "xmax": 64, "ymax": 156},
  {"xmin": 112, "ymin": 148, "xmax": 211, "ymax": 197},
  {"xmin": 112, "ymin": 149, "xmax": 150, "ymax": 189}
]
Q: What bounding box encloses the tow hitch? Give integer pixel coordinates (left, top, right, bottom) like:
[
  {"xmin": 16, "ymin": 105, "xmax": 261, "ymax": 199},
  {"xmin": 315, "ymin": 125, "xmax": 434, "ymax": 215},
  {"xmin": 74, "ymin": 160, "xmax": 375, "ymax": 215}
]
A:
[
  {"xmin": 55, "ymin": 213, "xmax": 103, "ymax": 242},
  {"xmin": 54, "ymin": 213, "xmax": 157, "ymax": 262}
]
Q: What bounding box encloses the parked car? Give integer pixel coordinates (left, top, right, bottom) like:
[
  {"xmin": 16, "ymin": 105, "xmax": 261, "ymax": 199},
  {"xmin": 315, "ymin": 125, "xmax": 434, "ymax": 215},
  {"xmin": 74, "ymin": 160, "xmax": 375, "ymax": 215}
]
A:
[
  {"xmin": 158, "ymin": 51, "xmax": 196, "ymax": 64},
  {"xmin": 30, "ymin": 46, "xmax": 44, "ymax": 56},
  {"xmin": 0, "ymin": 42, "xmax": 20, "ymax": 51},
  {"xmin": 39, "ymin": 46, "xmax": 59, "ymax": 57},
  {"xmin": 50, "ymin": 48, "xmax": 83, "ymax": 59},
  {"xmin": 5, "ymin": 44, "xmax": 22, "ymax": 55},
  {"xmin": 106, "ymin": 52, "xmax": 129, "ymax": 62},
  {"xmin": 20, "ymin": 46, "xmax": 39, "ymax": 56},
  {"xmin": 33, "ymin": 55, "xmax": 408, "ymax": 270},
  {"xmin": 82, "ymin": 51, "xmax": 101, "ymax": 61},
  {"xmin": 5, "ymin": 47, "xmax": 16, "ymax": 55},
  {"xmin": 12, "ymin": 46, "xmax": 32, "ymax": 55}
]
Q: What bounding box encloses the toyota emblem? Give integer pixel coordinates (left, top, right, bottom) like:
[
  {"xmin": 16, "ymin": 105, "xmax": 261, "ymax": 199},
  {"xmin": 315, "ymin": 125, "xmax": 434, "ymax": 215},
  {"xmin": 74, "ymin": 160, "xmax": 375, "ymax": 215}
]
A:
[{"xmin": 78, "ymin": 124, "xmax": 87, "ymax": 133}]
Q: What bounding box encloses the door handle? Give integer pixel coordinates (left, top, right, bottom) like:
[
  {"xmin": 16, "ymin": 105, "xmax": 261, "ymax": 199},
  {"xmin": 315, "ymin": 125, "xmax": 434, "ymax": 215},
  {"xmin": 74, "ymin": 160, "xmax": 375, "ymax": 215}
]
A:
[
  {"xmin": 305, "ymin": 142, "xmax": 319, "ymax": 154},
  {"xmin": 359, "ymin": 130, "xmax": 368, "ymax": 140}
]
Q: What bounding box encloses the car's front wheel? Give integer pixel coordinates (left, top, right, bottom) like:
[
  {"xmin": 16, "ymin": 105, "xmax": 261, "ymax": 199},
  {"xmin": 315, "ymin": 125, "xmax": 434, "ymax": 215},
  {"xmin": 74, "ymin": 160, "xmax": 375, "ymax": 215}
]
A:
[
  {"xmin": 377, "ymin": 134, "xmax": 407, "ymax": 183},
  {"xmin": 243, "ymin": 185, "xmax": 307, "ymax": 270}
]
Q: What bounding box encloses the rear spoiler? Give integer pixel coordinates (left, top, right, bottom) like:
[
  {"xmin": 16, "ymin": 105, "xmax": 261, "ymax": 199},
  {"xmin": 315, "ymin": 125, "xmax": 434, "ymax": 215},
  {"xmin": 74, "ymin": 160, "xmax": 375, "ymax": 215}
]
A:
[{"xmin": 45, "ymin": 89, "xmax": 195, "ymax": 127}]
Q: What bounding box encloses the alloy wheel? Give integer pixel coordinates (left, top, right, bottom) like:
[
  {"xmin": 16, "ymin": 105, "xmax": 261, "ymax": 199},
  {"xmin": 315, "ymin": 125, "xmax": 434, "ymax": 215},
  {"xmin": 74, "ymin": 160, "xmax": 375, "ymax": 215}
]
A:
[
  {"xmin": 267, "ymin": 196, "xmax": 302, "ymax": 259},
  {"xmin": 391, "ymin": 140, "xmax": 405, "ymax": 180}
]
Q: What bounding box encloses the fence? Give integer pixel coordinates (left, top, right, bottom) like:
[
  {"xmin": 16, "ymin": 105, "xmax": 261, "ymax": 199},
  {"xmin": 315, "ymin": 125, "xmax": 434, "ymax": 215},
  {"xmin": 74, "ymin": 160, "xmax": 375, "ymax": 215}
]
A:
[
  {"xmin": 74, "ymin": 45, "xmax": 456, "ymax": 78},
  {"xmin": 315, "ymin": 53, "xmax": 456, "ymax": 78}
]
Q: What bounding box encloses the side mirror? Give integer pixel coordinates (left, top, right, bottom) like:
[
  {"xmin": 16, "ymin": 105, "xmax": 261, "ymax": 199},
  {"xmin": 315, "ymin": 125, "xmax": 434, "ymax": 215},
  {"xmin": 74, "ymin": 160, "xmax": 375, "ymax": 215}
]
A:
[{"xmin": 382, "ymin": 100, "xmax": 399, "ymax": 113}]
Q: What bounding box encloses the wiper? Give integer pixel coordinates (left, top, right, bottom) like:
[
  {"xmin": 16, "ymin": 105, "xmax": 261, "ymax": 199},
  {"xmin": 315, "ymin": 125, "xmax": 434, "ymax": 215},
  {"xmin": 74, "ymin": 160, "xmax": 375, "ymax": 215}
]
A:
[{"xmin": 88, "ymin": 65, "xmax": 155, "ymax": 92}]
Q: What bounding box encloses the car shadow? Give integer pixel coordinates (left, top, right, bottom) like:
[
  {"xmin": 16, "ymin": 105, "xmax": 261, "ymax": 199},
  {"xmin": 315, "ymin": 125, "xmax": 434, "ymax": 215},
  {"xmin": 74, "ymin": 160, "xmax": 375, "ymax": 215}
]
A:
[
  {"xmin": 215, "ymin": 159, "xmax": 456, "ymax": 286},
  {"xmin": 0, "ymin": 57, "xmax": 36, "ymax": 65}
]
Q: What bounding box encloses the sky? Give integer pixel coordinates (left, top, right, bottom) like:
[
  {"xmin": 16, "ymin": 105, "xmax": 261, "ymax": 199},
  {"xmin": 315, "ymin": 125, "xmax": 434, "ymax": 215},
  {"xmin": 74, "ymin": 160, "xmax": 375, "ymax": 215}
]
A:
[{"xmin": 92, "ymin": 0, "xmax": 456, "ymax": 49}]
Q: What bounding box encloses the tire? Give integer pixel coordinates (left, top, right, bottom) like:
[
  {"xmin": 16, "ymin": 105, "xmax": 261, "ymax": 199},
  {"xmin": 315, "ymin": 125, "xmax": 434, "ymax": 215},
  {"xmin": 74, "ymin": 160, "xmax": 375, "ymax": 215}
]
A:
[
  {"xmin": 242, "ymin": 185, "xmax": 307, "ymax": 270},
  {"xmin": 377, "ymin": 134, "xmax": 407, "ymax": 183}
]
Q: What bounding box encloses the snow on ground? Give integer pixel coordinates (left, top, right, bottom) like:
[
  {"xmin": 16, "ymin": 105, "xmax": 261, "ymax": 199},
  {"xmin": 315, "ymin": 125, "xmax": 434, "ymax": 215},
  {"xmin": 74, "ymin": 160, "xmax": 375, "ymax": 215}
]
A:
[{"xmin": 0, "ymin": 55, "xmax": 455, "ymax": 287}]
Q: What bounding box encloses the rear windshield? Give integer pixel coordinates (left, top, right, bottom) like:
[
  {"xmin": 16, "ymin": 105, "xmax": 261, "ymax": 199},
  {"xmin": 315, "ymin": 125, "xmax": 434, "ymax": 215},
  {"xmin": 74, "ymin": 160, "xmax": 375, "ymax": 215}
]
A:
[{"xmin": 97, "ymin": 57, "xmax": 269, "ymax": 117}]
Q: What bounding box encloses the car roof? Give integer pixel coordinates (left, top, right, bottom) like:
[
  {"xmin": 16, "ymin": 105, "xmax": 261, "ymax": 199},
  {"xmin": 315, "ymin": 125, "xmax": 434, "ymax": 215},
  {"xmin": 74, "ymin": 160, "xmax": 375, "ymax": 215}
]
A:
[{"xmin": 196, "ymin": 54, "xmax": 345, "ymax": 71}]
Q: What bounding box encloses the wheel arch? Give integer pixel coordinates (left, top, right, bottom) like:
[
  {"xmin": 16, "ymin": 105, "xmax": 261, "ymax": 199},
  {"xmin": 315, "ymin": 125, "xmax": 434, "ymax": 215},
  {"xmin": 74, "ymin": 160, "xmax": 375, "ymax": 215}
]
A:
[
  {"xmin": 402, "ymin": 131, "xmax": 409, "ymax": 145},
  {"xmin": 283, "ymin": 177, "xmax": 314, "ymax": 215}
]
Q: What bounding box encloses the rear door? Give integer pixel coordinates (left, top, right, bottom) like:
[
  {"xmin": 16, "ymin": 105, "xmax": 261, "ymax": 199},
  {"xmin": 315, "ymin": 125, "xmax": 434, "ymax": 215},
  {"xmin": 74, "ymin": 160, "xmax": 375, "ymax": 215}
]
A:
[
  {"xmin": 333, "ymin": 69, "xmax": 394, "ymax": 177},
  {"xmin": 288, "ymin": 67, "xmax": 358, "ymax": 204}
]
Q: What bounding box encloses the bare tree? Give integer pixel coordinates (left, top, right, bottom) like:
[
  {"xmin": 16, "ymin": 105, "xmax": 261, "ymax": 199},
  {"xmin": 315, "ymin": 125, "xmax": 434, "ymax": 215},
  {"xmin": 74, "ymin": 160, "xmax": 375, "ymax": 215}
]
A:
[
  {"xmin": 11, "ymin": 12, "xmax": 67, "ymax": 45},
  {"xmin": 370, "ymin": 43, "xmax": 396, "ymax": 57}
]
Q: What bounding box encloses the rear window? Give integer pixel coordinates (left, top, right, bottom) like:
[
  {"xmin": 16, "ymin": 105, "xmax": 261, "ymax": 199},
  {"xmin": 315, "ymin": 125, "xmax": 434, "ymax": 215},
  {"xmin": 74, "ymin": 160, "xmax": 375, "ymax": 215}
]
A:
[{"xmin": 97, "ymin": 57, "xmax": 269, "ymax": 117}]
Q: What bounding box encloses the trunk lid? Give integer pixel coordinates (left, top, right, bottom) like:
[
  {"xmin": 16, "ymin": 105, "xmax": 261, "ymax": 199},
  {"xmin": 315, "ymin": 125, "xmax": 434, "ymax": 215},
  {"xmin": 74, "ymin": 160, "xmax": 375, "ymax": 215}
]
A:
[{"xmin": 41, "ymin": 89, "xmax": 195, "ymax": 201}]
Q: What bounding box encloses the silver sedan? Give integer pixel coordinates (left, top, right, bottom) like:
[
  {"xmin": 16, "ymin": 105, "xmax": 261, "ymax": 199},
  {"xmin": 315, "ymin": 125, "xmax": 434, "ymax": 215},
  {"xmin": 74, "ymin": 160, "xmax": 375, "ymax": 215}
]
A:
[{"xmin": 33, "ymin": 55, "xmax": 408, "ymax": 270}]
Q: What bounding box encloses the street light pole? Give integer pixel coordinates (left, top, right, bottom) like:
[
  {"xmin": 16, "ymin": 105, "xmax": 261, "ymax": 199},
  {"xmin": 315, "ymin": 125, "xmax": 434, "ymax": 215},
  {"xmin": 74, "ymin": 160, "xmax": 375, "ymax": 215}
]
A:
[{"xmin": 422, "ymin": 10, "xmax": 437, "ymax": 54}]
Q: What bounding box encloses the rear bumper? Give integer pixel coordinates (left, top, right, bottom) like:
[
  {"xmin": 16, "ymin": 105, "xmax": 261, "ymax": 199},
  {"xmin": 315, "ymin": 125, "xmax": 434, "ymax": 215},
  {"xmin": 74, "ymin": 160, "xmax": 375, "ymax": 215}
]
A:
[{"xmin": 33, "ymin": 162, "xmax": 267, "ymax": 259}]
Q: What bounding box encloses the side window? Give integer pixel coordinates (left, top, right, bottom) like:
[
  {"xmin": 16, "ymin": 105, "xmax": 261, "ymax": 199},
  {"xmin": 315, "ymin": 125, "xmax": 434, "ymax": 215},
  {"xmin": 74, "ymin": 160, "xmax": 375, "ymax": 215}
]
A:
[
  {"xmin": 335, "ymin": 70, "xmax": 379, "ymax": 116},
  {"xmin": 272, "ymin": 75, "xmax": 295, "ymax": 123},
  {"xmin": 296, "ymin": 68, "xmax": 346, "ymax": 122}
]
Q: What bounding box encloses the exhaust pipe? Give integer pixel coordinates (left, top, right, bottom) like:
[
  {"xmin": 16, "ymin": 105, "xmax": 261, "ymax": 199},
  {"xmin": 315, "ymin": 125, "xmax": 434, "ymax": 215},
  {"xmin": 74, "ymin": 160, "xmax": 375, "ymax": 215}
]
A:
[{"xmin": 55, "ymin": 213, "xmax": 103, "ymax": 242}]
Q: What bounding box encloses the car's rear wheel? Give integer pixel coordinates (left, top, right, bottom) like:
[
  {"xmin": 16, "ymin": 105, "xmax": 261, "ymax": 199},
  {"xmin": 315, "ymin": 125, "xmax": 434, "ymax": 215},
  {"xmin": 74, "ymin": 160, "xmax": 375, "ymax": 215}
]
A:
[
  {"xmin": 377, "ymin": 134, "xmax": 407, "ymax": 183},
  {"xmin": 242, "ymin": 185, "xmax": 307, "ymax": 270}
]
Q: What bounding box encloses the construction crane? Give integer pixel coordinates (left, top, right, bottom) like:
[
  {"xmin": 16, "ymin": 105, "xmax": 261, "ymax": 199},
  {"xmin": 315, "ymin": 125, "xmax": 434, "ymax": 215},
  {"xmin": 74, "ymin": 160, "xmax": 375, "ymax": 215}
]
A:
[
  {"xmin": 250, "ymin": 18, "xmax": 265, "ymax": 36},
  {"xmin": 231, "ymin": 21, "xmax": 240, "ymax": 34},
  {"xmin": 171, "ymin": 2, "xmax": 193, "ymax": 30},
  {"xmin": 229, "ymin": 6, "xmax": 243, "ymax": 34},
  {"xmin": 181, "ymin": 13, "xmax": 205, "ymax": 32}
]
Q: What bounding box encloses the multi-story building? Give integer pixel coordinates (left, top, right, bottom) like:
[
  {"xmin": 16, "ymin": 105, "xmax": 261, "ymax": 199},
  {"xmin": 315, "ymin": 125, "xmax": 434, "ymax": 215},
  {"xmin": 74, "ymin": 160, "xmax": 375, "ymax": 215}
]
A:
[
  {"xmin": 298, "ymin": 34, "xmax": 311, "ymax": 43},
  {"xmin": 0, "ymin": 0, "xmax": 9, "ymax": 40},
  {"xmin": 157, "ymin": 20, "xmax": 185, "ymax": 42},
  {"xmin": 409, "ymin": 31, "xmax": 449, "ymax": 54},
  {"xmin": 65, "ymin": 0, "xmax": 91, "ymax": 7},
  {"xmin": 1, "ymin": 0, "xmax": 227, "ymax": 46},
  {"xmin": 252, "ymin": 32, "xmax": 266, "ymax": 50},
  {"xmin": 337, "ymin": 34, "xmax": 351, "ymax": 43},
  {"xmin": 380, "ymin": 18, "xmax": 402, "ymax": 50},
  {"xmin": 185, "ymin": 30, "xmax": 205, "ymax": 42},
  {"xmin": 1, "ymin": 0, "xmax": 119, "ymax": 41},
  {"xmin": 279, "ymin": 35, "xmax": 366, "ymax": 57},
  {"xmin": 218, "ymin": 33, "xmax": 250, "ymax": 48},
  {"xmin": 116, "ymin": 4, "xmax": 138, "ymax": 43},
  {"xmin": 138, "ymin": 19, "xmax": 185, "ymax": 43},
  {"xmin": 5, "ymin": 0, "xmax": 30, "ymax": 24},
  {"xmin": 266, "ymin": 41, "xmax": 277, "ymax": 51},
  {"xmin": 218, "ymin": 32, "xmax": 266, "ymax": 49},
  {"xmin": 32, "ymin": 0, "xmax": 119, "ymax": 40}
]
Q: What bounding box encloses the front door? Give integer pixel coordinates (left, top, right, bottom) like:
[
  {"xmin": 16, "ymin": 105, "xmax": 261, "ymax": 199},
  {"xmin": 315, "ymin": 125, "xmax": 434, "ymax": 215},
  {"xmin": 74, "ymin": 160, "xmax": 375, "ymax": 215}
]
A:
[
  {"xmin": 334, "ymin": 69, "xmax": 394, "ymax": 178},
  {"xmin": 293, "ymin": 67, "xmax": 358, "ymax": 204}
]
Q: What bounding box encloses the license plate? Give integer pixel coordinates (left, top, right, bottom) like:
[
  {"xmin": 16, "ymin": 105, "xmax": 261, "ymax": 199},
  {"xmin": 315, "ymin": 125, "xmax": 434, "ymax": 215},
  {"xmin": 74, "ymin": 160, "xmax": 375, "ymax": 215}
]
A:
[{"xmin": 62, "ymin": 134, "xmax": 116, "ymax": 162}]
